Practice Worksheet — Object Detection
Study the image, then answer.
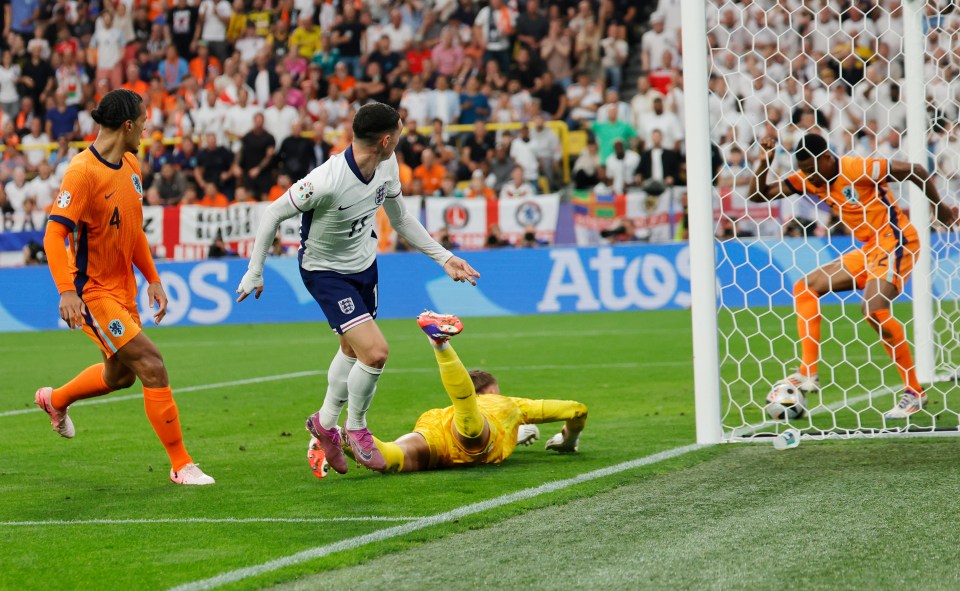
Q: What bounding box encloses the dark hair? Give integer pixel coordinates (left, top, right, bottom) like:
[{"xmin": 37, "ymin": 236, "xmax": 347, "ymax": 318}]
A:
[
  {"xmin": 469, "ymin": 370, "xmax": 498, "ymax": 393},
  {"xmin": 352, "ymin": 102, "xmax": 400, "ymax": 143},
  {"xmin": 795, "ymin": 133, "xmax": 829, "ymax": 162},
  {"xmin": 90, "ymin": 89, "xmax": 143, "ymax": 130}
]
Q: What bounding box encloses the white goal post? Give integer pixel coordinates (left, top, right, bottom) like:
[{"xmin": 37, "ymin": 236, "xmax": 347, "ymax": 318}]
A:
[{"xmin": 683, "ymin": 0, "xmax": 960, "ymax": 443}]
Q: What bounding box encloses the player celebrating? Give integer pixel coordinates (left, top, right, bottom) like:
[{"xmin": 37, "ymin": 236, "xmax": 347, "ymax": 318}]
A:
[
  {"xmin": 308, "ymin": 312, "xmax": 588, "ymax": 476},
  {"xmin": 750, "ymin": 133, "xmax": 956, "ymax": 419},
  {"xmin": 37, "ymin": 89, "xmax": 214, "ymax": 485},
  {"xmin": 236, "ymin": 103, "xmax": 479, "ymax": 473}
]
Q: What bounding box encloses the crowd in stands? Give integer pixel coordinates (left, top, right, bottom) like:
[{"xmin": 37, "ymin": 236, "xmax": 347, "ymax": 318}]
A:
[
  {"xmin": 0, "ymin": 0, "xmax": 665, "ymax": 241},
  {"xmin": 7, "ymin": 0, "xmax": 954, "ymax": 248}
]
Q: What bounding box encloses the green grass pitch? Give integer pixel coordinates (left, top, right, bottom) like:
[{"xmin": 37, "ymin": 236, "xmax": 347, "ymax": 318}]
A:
[{"xmin": 1, "ymin": 310, "xmax": 959, "ymax": 591}]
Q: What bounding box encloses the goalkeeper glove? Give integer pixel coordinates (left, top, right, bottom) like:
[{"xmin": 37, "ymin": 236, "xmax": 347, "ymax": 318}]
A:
[
  {"xmin": 545, "ymin": 428, "xmax": 580, "ymax": 453},
  {"xmin": 516, "ymin": 424, "xmax": 540, "ymax": 446}
]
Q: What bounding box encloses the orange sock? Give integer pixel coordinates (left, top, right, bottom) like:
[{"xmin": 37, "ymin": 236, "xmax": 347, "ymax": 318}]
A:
[
  {"xmin": 868, "ymin": 310, "xmax": 923, "ymax": 394},
  {"xmin": 794, "ymin": 281, "xmax": 821, "ymax": 376},
  {"xmin": 143, "ymin": 386, "xmax": 192, "ymax": 471},
  {"xmin": 51, "ymin": 364, "xmax": 112, "ymax": 410}
]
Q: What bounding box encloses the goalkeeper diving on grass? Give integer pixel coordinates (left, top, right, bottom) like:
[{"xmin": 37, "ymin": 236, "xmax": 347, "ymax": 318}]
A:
[{"xmin": 307, "ymin": 311, "xmax": 588, "ymax": 476}]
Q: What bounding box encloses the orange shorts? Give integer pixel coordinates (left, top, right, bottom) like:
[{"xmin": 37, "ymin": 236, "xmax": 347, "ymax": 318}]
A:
[
  {"xmin": 81, "ymin": 297, "xmax": 142, "ymax": 357},
  {"xmin": 841, "ymin": 237, "xmax": 919, "ymax": 292}
]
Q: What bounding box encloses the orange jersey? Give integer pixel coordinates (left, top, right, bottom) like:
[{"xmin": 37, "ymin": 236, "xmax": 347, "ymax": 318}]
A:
[
  {"xmin": 784, "ymin": 157, "xmax": 915, "ymax": 244},
  {"xmin": 48, "ymin": 147, "xmax": 147, "ymax": 301}
]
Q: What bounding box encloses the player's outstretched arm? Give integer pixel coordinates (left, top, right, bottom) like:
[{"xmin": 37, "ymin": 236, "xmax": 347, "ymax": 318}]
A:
[
  {"xmin": 383, "ymin": 194, "xmax": 481, "ymax": 285},
  {"xmin": 43, "ymin": 220, "xmax": 86, "ymax": 330},
  {"xmin": 748, "ymin": 137, "xmax": 790, "ymax": 203},
  {"xmin": 236, "ymin": 194, "xmax": 301, "ymax": 302},
  {"xmin": 513, "ymin": 398, "xmax": 588, "ymax": 453},
  {"xmin": 889, "ymin": 160, "xmax": 957, "ymax": 228}
]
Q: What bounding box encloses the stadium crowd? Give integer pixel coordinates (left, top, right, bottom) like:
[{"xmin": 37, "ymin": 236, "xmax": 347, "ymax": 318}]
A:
[
  {"xmin": 5, "ymin": 0, "xmax": 956, "ymax": 250},
  {"xmin": 0, "ymin": 0, "xmax": 662, "ymax": 245}
]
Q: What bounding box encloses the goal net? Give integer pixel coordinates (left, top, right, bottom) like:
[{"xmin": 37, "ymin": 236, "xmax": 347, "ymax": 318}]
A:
[{"xmin": 698, "ymin": 0, "xmax": 960, "ymax": 440}]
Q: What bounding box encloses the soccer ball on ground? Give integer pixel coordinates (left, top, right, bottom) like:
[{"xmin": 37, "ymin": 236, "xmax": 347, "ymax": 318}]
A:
[{"xmin": 765, "ymin": 382, "xmax": 807, "ymax": 420}]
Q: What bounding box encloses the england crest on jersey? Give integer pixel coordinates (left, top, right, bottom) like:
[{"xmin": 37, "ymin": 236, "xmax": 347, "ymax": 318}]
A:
[
  {"xmin": 375, "ymin": 183, "xmax": 387, "ymax": 206},
  {"xmin": 132, "ymin": 174, "xmax": 143, "ymax": 195},
  {"xmin": 338, "ymin": 297, "xmax": 355, "ymax": 314}
]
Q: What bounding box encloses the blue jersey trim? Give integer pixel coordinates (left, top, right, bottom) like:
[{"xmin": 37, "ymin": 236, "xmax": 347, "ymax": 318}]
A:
[
  {"xmin": 344, "ymin": 145, "xmax": 374, "ymax": 185},
  {"xmin": 878, "ymin": 189, "xmax": 905, "ymax": 273},
  {"xmin": 49, "ymin": 215, "xmax": 76, "ymax": 231},
  {"xmin": 299, "ymin": 208, "xmax": 314, "ymax": 260},
  {"xmin": 73, "ymin": 223, "xmax": 90, "ymax": 295},
  {"xmin": 89, "ymin": 145, "xmax": 123, "ymax": 170}
]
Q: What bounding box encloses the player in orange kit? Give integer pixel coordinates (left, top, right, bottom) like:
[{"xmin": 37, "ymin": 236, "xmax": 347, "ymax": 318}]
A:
[
  {"xmin": 750, "ymin": 133, "xmax": 956, "ymax": 420},
  {"xmin": 38, "ymin": 89, "xmax": 214, "ymax": 485},
  {"xmin": 308, "ymin": 312, "xmax": 588, "ymax": 476}
]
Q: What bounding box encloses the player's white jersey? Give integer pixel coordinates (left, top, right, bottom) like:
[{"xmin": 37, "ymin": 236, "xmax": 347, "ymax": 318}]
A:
[{"xmin": 288, "ymin": 146, "xmax": 402, "ymax": 273}]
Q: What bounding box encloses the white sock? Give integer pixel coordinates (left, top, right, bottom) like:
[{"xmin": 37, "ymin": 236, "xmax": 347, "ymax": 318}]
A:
[
  {"xmin": 345, "ymin": 360, "xmax": 384, "ymax": 431},
  {"xmin": 318, "ymin": 349, "xmax": 356, "ymax": 429}
]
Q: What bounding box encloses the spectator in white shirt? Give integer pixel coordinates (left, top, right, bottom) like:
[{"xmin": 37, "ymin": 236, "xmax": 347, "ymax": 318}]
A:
[
  {"xmin": 198, "ymin": 0, "xmax": 233, "ymax": 62},
  {"xmin": 509, "ymin": 127, "xmax": 540, "ymax": 183},
  {"xmin": 603, "ymin": 139, "xmax": 641, "ymax": 194},
  {"xmin": 224, "ymin": 88, "xmax": 262, "ymax": 151},
  {"xmin": 638, "ymin": 96, "xmax": 683, "ymax": 151},
  {"xmin": 5, "ymin": 167, "xmax": 31, "ymax": 212},
  {"xmin": 21, "ymin": 118, "xmax": 50, "ymax": 172},
  {"xmin": 26, "ymin": 161, "xmax": 58, "ymax": 210},
  {"xmin": 194, "ymin": 91, "xmax": 228, "ymax": 145},
  {"xmin": 400, "ymin": 74, "xmax": 433, "ymax": 127},
  {"xmin": 527, "ymin": 114, "xmax": 560, "ymax": 190},
  {"xmin": 384, "ymin": 8, "xmax": 414, "ymax": 53},
  {"xmin": 500, "ymin": 166, "xmax": 538, "ymax": 199},
  {"xmin": 595, "ymin": 88, "xmax": 632, "ymax": 124},
  {"xmin": 91, "ymin": 12, "xmax": 126, "ymax": 89},
  {"xmin": 429, "ymin": 75, "xmax": 461, "ymax": 125},
  {"xmin": 566, "ymin": 71, "xmax": 603, "ymax": 126},
  {"xmin": 263, "ymin": 91, "xmax": 300, "ymax": 146},
  {"xmin": 317, "ymin": 83, "xmax": 351, "ymax": 125},
  {"xmin": 641, "ymin": 13, "xmax": 676, "ymax": 72}
]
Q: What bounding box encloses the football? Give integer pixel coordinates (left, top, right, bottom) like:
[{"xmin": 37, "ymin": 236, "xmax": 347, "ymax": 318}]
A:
[{"xmin": 765, "ymin": 383, "xmax": 807, "ymax": 420}]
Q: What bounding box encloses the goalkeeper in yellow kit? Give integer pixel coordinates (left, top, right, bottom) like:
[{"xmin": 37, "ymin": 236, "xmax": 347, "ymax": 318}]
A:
[{"xmin": 307, "ymin": 312, "xmax": 588, "ymax": 475}]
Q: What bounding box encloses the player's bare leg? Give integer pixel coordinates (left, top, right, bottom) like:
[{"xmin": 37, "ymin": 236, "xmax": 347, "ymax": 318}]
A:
[
  {"xmin": 116, "ymin": 333, "xmax": 214, "ymax": 485},
  {"xmin": 780, "ymin": 259, "xmax": 856, "ymax": 392},
  {"xmin": 862, "ymin": 279, "xmax": 927, "ymax": 419},
  {"xmin": 337, "ymin": 320, "xmax": 388, "ymax": 471}
]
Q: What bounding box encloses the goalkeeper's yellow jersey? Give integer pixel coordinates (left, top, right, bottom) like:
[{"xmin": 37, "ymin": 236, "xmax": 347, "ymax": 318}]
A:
[{"xmin": 413, "ymin": 395, "xmax": 586, "ymax": 469}]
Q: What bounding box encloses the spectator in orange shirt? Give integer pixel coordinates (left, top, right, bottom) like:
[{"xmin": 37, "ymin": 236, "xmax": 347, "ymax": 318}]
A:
[
  {"xmin": 199, "ymin": 182, "xmax": 230, "ymax": 207},
  {"xmin": 189, "ymin": 43, "xmax": 222, "ymax": 87},
  {"xmin": 413, "ymin": 148, "xmax": 446, "ymax": 195},
  {"xmin": 328, "ymin": 61, "xmax": 356, "ymax": 99},
  {"xmin": 464, "ymin": 169, "xmax": 496, "ymax": 199},
  {"xmin": 267, "ymin": 173, "xmax": 292, "ymax": 201},
  {"xmin": 396, "ymin": 150, "xmax": 414, "ymax": 194},
  {"xmin": 121, "ymin": 63, "xmax": 149, "ymax": 98}
]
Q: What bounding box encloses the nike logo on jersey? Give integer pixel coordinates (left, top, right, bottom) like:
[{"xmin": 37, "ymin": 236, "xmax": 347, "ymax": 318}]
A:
[
  {"xmin": 104, "ymin": 192, "xmax": 115, "ymax": 200},
  {"xmin": 338, "ymin": 201, "xmax": 362, "ymax": 210}
]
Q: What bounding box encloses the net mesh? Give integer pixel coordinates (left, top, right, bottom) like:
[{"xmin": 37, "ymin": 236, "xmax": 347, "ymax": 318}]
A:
[{"xmin": 703, "ymin": 0, "xmax": 960, "ymax": 440}]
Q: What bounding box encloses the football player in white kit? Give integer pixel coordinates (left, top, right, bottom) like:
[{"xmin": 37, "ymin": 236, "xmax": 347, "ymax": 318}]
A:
[{"xmin": 236, "ymin": 103, "xmax": 480, "ymax": 473}]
